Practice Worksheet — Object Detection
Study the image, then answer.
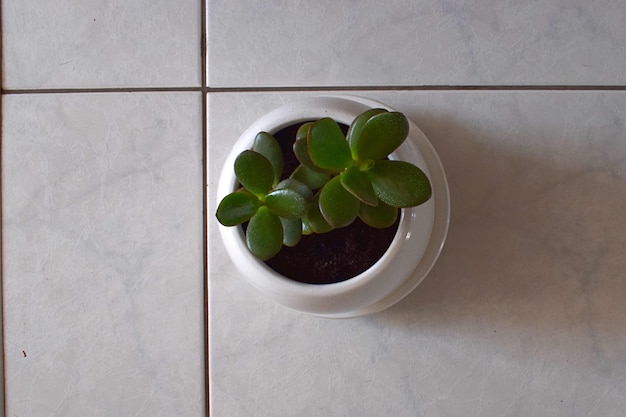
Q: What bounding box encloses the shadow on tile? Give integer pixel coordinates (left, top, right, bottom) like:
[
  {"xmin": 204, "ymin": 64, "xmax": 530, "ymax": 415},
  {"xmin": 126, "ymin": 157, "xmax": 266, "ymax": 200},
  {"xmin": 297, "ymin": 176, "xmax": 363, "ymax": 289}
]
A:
[{"xmin": 380, "ymin": 111, "xmax": 626, "ymax": 360}]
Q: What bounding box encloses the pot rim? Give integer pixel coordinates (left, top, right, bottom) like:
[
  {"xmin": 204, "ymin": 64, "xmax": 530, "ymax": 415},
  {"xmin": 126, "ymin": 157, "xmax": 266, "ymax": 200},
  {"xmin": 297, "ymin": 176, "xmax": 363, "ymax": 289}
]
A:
[{"xmin": 216, "ymin": 95, "xmax": 450, "ymax": 317}]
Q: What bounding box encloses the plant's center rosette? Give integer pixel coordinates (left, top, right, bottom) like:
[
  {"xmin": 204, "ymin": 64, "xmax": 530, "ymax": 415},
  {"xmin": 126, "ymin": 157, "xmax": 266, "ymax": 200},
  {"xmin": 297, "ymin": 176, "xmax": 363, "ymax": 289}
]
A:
[{"xmin": 244, "ymin": 122, "xmax": 400, "ymax": 285}]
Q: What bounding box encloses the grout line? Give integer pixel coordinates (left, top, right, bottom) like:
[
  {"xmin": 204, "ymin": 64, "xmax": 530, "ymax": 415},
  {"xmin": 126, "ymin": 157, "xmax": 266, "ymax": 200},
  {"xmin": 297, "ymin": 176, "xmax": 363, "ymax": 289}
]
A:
[
  {"xmin": 1, "ymin": 85, "xmax": 626, "ymax": 96},
  {"xmin": 200, "ymin": 0, "xmax": 210, "ymax": 414},
  {"xmin": 207, "ymin": 85, "xmax": 626, "ymax": 92},
  {"xmin": 0, "ymin": 0, "xmax": 7, "ymax": 414},
  {"xmin": 1, "ymin": 87, "xmax": 202, "ymax": 94}
]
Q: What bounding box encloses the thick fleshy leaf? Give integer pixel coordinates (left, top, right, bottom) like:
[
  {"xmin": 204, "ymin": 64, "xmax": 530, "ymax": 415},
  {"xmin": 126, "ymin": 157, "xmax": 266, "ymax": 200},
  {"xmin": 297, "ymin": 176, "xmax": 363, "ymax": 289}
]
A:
[
  {"xmin": 308, "ymin": 118, "xmax": 352, "ymax": 171},
  {"xmin": 293, "ymin": 131, "xmax": 319, "ymax": 172},
  {"xmin": 303, "ymin": 193, "xmax": 333, "ymax": 234},
  {"xmin": 281, "ymin": 217, "xmax": 302, "ymax": 247},
  {"xmin": 351, "ymin": 112, "xmax": 409, "ymax": 162},
  {"xmin": 246, "ymin": 207, "xmax": 283, "ymax": 260},
  {"xmin": 340, "ymin": 166, "xmax": 378, "ymax": 206},
  {"xmin": 301, "ymin": 217, "xmax": 313, "ymax": 235},
  {"xmin": 275, "ymin": 178, "xmax": 313, "ymax": 200},
  {"xmin": 319, "ymin": 175, "xmax": 360, "ymax": 228},
  {"xmin": 265, "ymin": 188, "xmax": 307, "ymax": 219},
  {"xmin": 346, "ymin": 108, "xmax": 387, "ymax": 159},
  {"xmin": 359, "ymin": 200, "xmax": 398, "ymax": 228},
  {"xmin": 253, "ymin": 132, "xmax": 283, "ymax": 185},
  {"xmin": 290, "ymin": 164, "xmax": 331, "ymax": 190},
  {"xmin": 215, "ymin": 189, "xmax": 260, "ymax": 226},
  {"xmin": 234, "ymin": 150, "xmax": 274, "ymax": 198},
  {"xmin": 369, "ymin": 160, "xmax": 432, "ymax": 208}
]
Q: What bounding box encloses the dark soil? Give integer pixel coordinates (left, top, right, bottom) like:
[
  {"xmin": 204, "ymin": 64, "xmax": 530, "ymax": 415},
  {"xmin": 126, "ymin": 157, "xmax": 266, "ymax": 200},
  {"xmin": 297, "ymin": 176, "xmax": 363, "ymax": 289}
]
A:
[{"xmin": 258, "ymin": 121, "xmax": 399, "ymax": 285}]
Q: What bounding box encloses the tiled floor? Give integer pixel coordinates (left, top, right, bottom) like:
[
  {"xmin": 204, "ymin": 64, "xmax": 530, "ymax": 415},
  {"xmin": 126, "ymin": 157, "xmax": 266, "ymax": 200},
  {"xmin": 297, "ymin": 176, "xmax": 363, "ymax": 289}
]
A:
[{"xmin": 3, "ymin": 1, "xmax": 626, "ymax": 417}]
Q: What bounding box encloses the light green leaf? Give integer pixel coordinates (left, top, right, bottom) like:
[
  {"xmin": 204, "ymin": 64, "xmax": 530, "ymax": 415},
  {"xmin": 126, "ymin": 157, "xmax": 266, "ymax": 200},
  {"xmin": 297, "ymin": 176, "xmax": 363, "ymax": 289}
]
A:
[
  {"xmin": 281, "ymin": 217, "xmax": 302, "ymax": 247},
  {"xmin": 369, "ymin": 160, "xmax": 432, "ymax": 208},
  {"xmin": 340, "ymin": 166, "xmax": 378, "ymax": 206},
  {"xmin": 293, "ymin": 126, "xmax": 320, "ymax": 172},
  {"xmin": 246, "ymin": 206, "xmax": 283, "ymax": 260},
  {"xmin": 358, "ymin": 200, "xmax": 398, "ymax": 228},
  {"xmin": 253, "ymin": 132, "xmax": 284, "ymax": 185},
  {"xmin": 308, "ymin": 118, "xmax": 352, "ymax": 171},
  {"xmin": 215, "ymin": 189, "xmax": 260, "ymax": 226},
  {"xmin": 319, "ymin": 175, "xmax": 360, "ymax": 228},
  {"xmin": 275, "ymin": 178, "xmax": 313, "ymax": 200},
  {"xmin": 265, "ymin": 188, "xmax": 307, "ymax": 219},
  {"xmin": 351, "ymin": 112, "xmax": 409, "ymax": 162},
  {"xmin": 234, "ymin": 150, "xmax": 274, "ymax": 198},
  {"xmin": 346, "ymin": 108, "xmax": 387, "ymax": 159},
  {"xmin": 303, "ymin": 193, "xmax": 333, "ymax": 234},
  {"xmin": 290, "ymin": 164, "xmax": 331, "ymax": 190}
]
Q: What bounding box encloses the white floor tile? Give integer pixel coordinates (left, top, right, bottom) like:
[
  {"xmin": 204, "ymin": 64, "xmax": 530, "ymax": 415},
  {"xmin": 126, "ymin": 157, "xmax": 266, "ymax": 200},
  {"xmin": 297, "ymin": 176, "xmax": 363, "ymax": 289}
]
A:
[
  {"xmin": 2, "ymin": 93, "xmax": 205, "ymax": 416},
  {"xmin": 2, "ymin": 1, "xmax": 201, "ymax": 89},
  {"xmin": 207, "ymin": 0, "xmax": 626, "ymax": 87},
  {"xmin": 208, "ymin": 90, "xmax": 626, "ymax": 416}
]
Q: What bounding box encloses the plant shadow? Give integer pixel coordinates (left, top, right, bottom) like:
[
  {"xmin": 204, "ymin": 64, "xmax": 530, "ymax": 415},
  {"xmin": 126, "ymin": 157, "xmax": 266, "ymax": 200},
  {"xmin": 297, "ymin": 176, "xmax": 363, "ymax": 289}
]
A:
[{"xmin": 378, "ymin": 110, "xmax": 626, "ymax": 359}]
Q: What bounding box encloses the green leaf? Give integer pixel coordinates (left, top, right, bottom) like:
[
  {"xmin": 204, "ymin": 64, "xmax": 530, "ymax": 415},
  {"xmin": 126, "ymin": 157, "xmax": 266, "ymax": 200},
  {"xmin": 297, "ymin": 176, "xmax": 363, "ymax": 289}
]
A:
[
  {"xmin": 369, "ymin": 160, "xmax": 432, "ymax": 208},
  {"xmin": 215, "ymin": 189, "xmax": 260, "ymax": 226},
  {"xmin": 234, "ymin": 150, "xmax": 274, "ymax": 198},
  {"xmin": 301, "ymin": 217, "xmax": 313, "ymax": 235},
  {"xmin": 308, "ymin": 118, "xmax": 352, "ymax": 171},
  {"xmin": 265, "ymin": 188, "xmax": 307, "ymax": 219},
  {"xmin": 253, "ymin": 132, "xmax": 284, "ymax": 185},
  {"xmin": 359, "ymin": 200, "xmax": 398, "ymax": 228},
  {"xmin": 351, "ymin": 112, "xmax": 409, "ymax": 162},
  {"xmin": 290, "ymin": 164, "xmax": 331, "ymax": 190},
  {"xmin": 340, "ymin": 166, "xmax": 378, "ymax": 206},
  {"xmin": 246, "ymin": 207, "xmax": 283, "ymax": 260},
  {"xmin": 275, "ymin": 178, "xmax": 313, "ymax": 200},
  {"xmin": 346, "ymin": 108, "xmax": 387, "ymax": 159},
  {"xmin": 281, "ymin": 217, "xmax": 302, "ymax": 247},
  {"xmin": 303, "ymin": 193, "xmax": 333, "ymax": 234},
  {"xmin": 319, "ymin": 175, "xmax": 360, "ymax": 228},
  {"xmin": 293, "ymin": 126, "xmax": 320, "ymax": 172}
]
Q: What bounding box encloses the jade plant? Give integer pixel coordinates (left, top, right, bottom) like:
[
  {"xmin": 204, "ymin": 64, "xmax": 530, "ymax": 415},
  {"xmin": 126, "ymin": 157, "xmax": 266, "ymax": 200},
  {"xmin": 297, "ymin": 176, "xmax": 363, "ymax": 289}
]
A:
[{"xmin": 216, "ymin": 109, "xmax": 432, "ymax": 260}]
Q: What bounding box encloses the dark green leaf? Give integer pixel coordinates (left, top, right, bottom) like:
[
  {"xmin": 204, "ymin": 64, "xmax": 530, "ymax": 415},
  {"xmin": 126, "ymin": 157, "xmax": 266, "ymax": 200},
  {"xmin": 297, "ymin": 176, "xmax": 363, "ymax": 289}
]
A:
[
  {"xmin": 265, "ymin": 188, "xmax": 307, "ymax": 219},
  {"xmin": 293, "ymin": 129, "xmax": 319, "ymax": 172},
  {"xmin": 340, "ymin": 166, "xmax": 378, "ymax": 206},
  {"xmin": 308, "ymin": 118, "xmax": 352, "ymax": 171},
  {"xmin": 290, "ymin": 164, "xmax": 331, "ymax": 190},
  {"xmin": 346, "ymin": 108, "xmax": 387, "ymax": 159},
  {"xmin": 369, "ymin": 160, "xmax": 432, "ymax": 208},
  {"xmin": 275, "ymin": 178, "xmax": 313, "ymax": 200},
  {"xmin": 215, "ymin": 189, "xmax": 260, "ymax": 226},
  {"xmin": 281, "ymin": 218, "xmax": 302, "ymax": 247},
  {"xmin": 351, "ymin": 112, "xmax": 409, "ymax": 162},
  {"xmin": 303, "ymin": 193, "xmax": 333, "ymax": 234},
  {"xmin": 246, "ymin": 207, "xmax": 283, "ymax": 260},
  {"xmin": 234, "ymin": 150, "xmax": 274, "ymax": 198},
  {"xmin": 319, "ymin": 175, "xmax": 360, "ymax": 228},
  {"xmin": 253, "ymin": 132, "xmax": 284, "ymax": 185},
  {"xmin": 359, "ymin": 200, "xmax": 398, "ymax": 228}
]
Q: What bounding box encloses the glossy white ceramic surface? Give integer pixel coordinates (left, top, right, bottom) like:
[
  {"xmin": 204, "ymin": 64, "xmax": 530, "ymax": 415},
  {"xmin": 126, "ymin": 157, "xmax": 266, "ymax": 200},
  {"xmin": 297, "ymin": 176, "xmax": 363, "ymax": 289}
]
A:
[
  {"xmin": 216, "ymin": 96, "xmax": 449, "ymax": 317},
  {"xmin": 208, "ymin": 90, "xmax": 626, "ymax": 417},
  {"xmin": 207, "ymin": 0, "xmax": 626, "ymax": 87}
]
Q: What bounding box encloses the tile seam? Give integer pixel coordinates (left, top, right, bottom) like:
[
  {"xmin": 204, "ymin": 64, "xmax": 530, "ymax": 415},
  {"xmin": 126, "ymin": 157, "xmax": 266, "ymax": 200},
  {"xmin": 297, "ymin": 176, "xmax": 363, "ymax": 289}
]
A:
[{"xmin": 1, "ymin": 85, "xmax": 626, "ymax": 95}]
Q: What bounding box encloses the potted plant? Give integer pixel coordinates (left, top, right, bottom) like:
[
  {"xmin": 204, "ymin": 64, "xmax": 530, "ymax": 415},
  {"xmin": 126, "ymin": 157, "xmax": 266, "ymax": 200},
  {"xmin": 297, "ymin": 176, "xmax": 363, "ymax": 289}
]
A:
[{"xmin": 215, "ymin": 96, "xmax": 449, "ymax": 318}]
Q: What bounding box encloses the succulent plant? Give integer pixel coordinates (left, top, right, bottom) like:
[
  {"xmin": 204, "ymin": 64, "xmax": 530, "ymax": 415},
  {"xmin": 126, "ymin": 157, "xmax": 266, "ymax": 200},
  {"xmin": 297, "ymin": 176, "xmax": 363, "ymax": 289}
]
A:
[{"xmin": 216, "ymin": 109, "xmax": 432, "ymax": 260}]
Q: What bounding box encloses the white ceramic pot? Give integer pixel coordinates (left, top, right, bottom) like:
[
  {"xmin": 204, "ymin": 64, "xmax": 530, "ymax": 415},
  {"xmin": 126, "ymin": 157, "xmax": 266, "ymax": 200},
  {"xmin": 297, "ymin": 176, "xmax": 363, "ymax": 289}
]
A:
[{"xmin": 216, "ymin": 96, "xmax": 450, "ymax": 318}]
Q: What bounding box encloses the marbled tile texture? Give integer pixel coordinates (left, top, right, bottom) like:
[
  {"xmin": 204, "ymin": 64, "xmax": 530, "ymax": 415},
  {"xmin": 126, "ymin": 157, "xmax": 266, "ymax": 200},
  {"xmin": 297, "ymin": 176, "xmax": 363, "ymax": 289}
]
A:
[
  {"xmin": 2, "ymin": 93, "xmax": 205, "ymax": 416},
  {"xmin": 208, "ymin": 0, "xmax": 626, "ymax": 87},
  {"xmin": 209, "ymin": 91, "xmax": 626, "ymax": 417},
  {"xmin": 2, "ymin": 0, "xmax": 201, "ymax": 89}
]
